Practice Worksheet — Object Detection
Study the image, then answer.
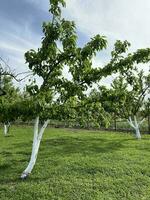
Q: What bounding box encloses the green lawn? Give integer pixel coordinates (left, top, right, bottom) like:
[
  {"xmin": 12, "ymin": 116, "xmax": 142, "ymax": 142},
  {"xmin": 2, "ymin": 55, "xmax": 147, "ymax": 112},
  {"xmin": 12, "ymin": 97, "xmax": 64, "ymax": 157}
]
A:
[{"xmin": 0, "ymin": 126, "xmax": 150, "ymax": 200}]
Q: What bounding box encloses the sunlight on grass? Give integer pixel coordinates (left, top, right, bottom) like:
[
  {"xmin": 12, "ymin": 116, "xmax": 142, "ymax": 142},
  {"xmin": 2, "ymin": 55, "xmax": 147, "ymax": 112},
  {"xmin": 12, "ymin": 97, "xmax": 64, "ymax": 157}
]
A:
[{"xmin": 0, "ymin": 126, "xmax": 150, "ymax": 200}]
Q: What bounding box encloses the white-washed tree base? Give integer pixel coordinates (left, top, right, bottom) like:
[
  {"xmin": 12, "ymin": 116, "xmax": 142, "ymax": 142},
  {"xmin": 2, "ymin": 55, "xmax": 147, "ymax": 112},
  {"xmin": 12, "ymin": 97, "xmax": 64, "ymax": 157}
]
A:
[
  {"xmin": 4, "ymin": 122, "xmax": 10, "ymax": 136},
  {"xmin": 21, "ymin": 116, "xmax": 49, "ymax": 179},
  {"xmin": 127, "ymin": 116, "xmax": 144, "ymax": 139}
]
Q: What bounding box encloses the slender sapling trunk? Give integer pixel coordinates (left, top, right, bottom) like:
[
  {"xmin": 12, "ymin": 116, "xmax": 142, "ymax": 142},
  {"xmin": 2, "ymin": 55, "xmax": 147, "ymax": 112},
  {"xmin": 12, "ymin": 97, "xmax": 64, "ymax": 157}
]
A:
[
  {"xmin": 127, "ymin": 116, "xmax": 144, "ymax": 139},
  {"xmin": 4, "ymin": 122, "xmax": 10, "ymax": 136},
  {"xmin": 21, "ymin": 116, "xmax": 49, "ymax": 179}
]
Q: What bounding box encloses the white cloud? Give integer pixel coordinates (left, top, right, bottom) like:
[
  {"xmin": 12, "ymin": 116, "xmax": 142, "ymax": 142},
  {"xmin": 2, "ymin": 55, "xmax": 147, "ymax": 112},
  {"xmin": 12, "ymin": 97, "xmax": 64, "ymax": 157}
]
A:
[{"xmin": 64, "ymin": 0, "xmax": 150, "ymax": 49}]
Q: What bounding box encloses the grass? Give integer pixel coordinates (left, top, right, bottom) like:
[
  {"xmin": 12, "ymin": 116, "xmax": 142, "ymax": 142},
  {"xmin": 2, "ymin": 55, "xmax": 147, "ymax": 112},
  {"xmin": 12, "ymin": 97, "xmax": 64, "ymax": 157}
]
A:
[{"xmin": 0, "ymin": 126, "xmax": 150, "ymax": 200}]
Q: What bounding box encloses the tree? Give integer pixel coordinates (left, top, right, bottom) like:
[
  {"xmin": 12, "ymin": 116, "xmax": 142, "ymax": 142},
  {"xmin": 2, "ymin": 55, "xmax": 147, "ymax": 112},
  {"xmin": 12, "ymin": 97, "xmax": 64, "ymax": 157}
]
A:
[
  {"xmin": 20, "ymin": 0, "xmax": 108, "ymax": 179},
  {"xmin": 0, "ymin": 76, "xmax": 20, "ymax": 136},
  {"xmin": 88, "ymin": 87, "xmax": 115, "ymax": 128},
  {"xmin": 60, "ymin": 95, "xmax": 110, "ymax": 129},
  {"xmin": 109, "ymin": 70, "xmax": 150, "ymax": 139}
]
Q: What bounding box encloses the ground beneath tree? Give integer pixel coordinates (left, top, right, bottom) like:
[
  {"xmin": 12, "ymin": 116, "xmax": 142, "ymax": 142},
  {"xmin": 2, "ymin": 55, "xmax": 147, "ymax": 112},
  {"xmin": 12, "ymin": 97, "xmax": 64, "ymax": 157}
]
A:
[{"xmin": 0, "ymin": 126, "xmax": 150, "ymax": 200}]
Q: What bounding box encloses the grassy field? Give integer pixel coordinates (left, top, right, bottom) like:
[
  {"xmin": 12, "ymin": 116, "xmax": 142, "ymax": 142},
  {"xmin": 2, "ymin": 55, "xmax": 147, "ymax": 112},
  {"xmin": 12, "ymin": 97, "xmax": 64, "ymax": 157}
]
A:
[{"xmin": 0, "ymin": 126, "xmax": 150, "ymax": 200}]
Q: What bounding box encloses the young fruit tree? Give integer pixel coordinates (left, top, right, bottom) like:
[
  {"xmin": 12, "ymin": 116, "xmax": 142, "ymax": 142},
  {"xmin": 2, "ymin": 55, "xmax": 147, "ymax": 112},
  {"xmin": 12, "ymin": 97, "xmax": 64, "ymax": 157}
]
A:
[
  {"xmin": 0, "ymin": 76, "xmax": 20, "ymax": 136},
  {"xmin": 110, "ymin": 70, "xmax": 150, "ymax": 139},
  {"xmin": 20, "ymin": 0, "xmax": 108, "ymax": 179}
]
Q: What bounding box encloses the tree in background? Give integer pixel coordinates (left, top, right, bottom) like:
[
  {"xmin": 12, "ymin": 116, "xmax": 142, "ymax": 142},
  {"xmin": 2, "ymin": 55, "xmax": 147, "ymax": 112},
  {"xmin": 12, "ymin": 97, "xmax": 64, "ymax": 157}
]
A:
[
  {"xmin": 109, "ymin": 70, "xmax": 150, "ymax": 139},
  {"xmin": 60, "ymin": 96, "xmax": 110, "ymax": 129},
  {"xmin": 0, "ymin": 76, "xmax": 21, "ymax": 136},
  {"xmin": 142, "ymin": 98, "xmax": 150, "ymax": 134},
  {"xmin": 88, "ymin": 86, "xmax": 115, "ymax": 128}
]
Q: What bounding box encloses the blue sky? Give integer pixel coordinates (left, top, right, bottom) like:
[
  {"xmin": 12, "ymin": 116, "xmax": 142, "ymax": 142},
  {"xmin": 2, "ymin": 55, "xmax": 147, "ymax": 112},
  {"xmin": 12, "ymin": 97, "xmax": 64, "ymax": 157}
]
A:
[
  {"xmin": 0, "ymin": 0, "xmax": 49, "ymax": 72},
  {"xmin": 0, "ymin": 0, "xmax": 150, "ymax": 86}
]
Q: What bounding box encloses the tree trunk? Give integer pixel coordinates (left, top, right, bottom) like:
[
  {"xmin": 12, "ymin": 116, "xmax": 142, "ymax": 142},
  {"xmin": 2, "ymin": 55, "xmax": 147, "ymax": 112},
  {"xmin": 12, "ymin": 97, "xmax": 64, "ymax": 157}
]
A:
[
  {"xmin": 4, "ymin": 124, "xmax": 8, "ymax": 136},
  {"xmin": 134, "ymin": 116, "xmax": 141, "ymax": 139},
  {"xmin": 4, "ymin": 122, "xmax": 10, "ymax": 136},
  {"xmin": 135, "ymin": 127, "xmax": 141, "ymax": 139},
  {"xmin": 127, "ymin": 116, "xmax": 142, "ymax": 139},
  {"xmin": 21, "ymin": 116, "xmax": 49, "ymax": 179}
]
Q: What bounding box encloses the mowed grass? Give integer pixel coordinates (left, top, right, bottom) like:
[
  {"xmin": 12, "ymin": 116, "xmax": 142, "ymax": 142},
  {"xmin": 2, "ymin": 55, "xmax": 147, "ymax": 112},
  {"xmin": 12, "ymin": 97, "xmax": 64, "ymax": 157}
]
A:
[{"xmin": 0, "ymin": 127, "xmax": 150, "ymax": 200}]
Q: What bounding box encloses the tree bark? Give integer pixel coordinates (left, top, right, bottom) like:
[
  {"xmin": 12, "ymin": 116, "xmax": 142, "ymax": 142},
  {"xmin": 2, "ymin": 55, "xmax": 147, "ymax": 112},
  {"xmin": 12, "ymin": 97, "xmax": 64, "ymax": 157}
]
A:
[
  {"xmin": 127, "ymin": 116, "xmax": 142, "ymax": 139},
  {"xmin": 135, "ymin": 127, "xmax": 141, "ymax": 139},
  {"xmin": 21, "ymin": 116, "xmax": 49, "ymax": 179},
  {"xmin": 4, "ymin": 122, "xmax": 10, "ymax": 136}
]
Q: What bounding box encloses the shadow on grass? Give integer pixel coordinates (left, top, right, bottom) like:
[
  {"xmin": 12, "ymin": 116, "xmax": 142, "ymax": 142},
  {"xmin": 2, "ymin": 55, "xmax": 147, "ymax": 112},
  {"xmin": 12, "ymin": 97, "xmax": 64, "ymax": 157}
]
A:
[
  {"xmin": 0, "ymin": 163, "xmax": 11, "ymax": 170},
  {"xmin": 0, "ymin": 139, "xmax": 111, "ymax": 178},
  {"xmin": 39, "ymin": 137, "xmax": 125, "ymax": 155},
  {"xmin": 1, "ymin": 136, "xmax": 147, "ymax": 185},
  {"xmin": 0, "ymin": 177, "xmax": 24, "ymax": 185},
  {"xmin": 4, "ymin": 135, "xmax": 14, "ymax": 138},
  {"xmin": 10, "ymin": 136, "xmax": 135, "ymax": 159},
  {"xmin": 0, "ymin": 151, "xmax": 13, "ymax": 157},
  {"xmin": 12, "ymin": 137, "xmax": 125, "ymax": 157}
]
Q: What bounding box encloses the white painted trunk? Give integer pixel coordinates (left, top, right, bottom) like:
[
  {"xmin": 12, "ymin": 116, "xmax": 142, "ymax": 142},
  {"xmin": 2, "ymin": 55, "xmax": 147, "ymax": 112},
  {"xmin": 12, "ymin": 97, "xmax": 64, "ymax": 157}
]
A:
[
  {"xmin": 4, "ymin": 124, "xmax": 8, "ymax": 136},
  {"xmin": 135, "ymin": 127, "xmax": 141, "ymax": 139},
  {"xmin": 21, "ymin": 116, "xmax": 49, "ymax": 179},
  {"xmin": 134, "ymin": 116, "xmax": 141, "ymax": 139},
  {"xmin": 4, "ymin": 123, "xmax": 10, "ymax": 136},
  {"xmin": 127, "ymin": 116, "xmax": 142, "ymax": 139}
]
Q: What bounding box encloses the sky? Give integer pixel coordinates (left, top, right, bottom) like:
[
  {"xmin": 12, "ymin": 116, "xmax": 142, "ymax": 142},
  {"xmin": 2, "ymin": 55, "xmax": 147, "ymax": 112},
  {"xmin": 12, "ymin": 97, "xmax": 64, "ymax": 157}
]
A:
[{"xmin": 0, "ymin": 0, "xmax": 150, "ymax": 87}]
